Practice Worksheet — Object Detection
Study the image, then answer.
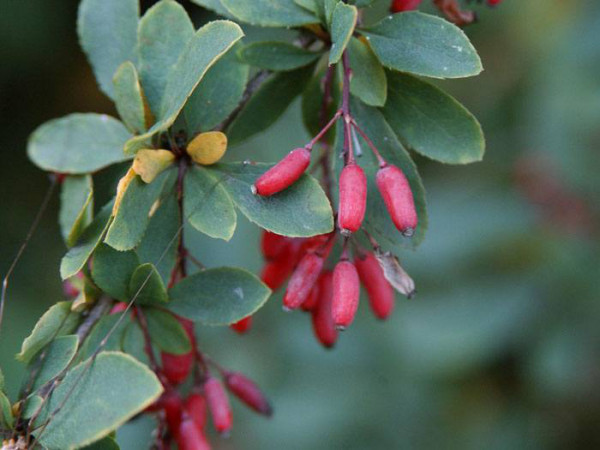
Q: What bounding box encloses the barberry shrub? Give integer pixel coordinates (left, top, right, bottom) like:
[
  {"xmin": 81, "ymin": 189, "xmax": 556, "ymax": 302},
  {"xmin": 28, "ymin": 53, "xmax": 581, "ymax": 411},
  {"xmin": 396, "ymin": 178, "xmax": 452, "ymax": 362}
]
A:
[{"xmin": 0, "ymin": 0, "xmax": 497, "ymax": 448}]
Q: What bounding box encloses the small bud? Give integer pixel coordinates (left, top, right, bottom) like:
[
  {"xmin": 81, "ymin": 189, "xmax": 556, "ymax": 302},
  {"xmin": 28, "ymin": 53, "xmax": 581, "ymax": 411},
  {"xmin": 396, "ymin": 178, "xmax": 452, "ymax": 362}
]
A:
[
  {"xmin": 338, "ymin": 163, "xmax": 367, "ymax": 235},
  {"xmin": 224, "ymin": 372, "xmax": 273, "ymax": 416},
  {"xmin": 204, "ymin": 377, "xmax": 233, "ymax": 435},
  {"xmin": 311, "ymin": 271, "xmax": 338, "ymax": 348},
  {"xmin": 253, "ymin": 148, "xmax": 311, "ymax": 196},
  {"xmin": 161, "ymin": 351, "xmax": 194, "ymax": 385},
  {"xmin": 283, "ymin": 253, "xmax": 324, "ymax": 310},
  {"xmin": 332, "ymin": 260, "xmax": 360, "ymax": 330},
  {"xmin": 390, "ymin": 0, "xmax": 422, "ymax": 13},
  {"xmin": 162, "ymin": 390, "xmax": 183, "ymax": 434},
  {"xmin": 374, "ymin": 249, "xmax": 416, "ymax": 298},
  {"xmin": 260, "ymin": 231, "xmax": 290, "ymax": 260},
  {"xmin": 185, "ymin": 392, "xmax": 208, "ymax": 430},
  {"xmin": 354, "ymin": 253, "xmax": 395, "ymax": 320},
  {"xmin": 176, "ymin": 416, "xmax": 212, "ymax": 450},
  {"xmin": 230, "ymin": 316, "xmax": 253, "ymax": 334},
  {"xmin": 186, "ymin": 131, "xmax": 228, "ymax": 165},
  {"xmin": 376, "ymin": 165, "xmax": 418, "ymax": 237}
]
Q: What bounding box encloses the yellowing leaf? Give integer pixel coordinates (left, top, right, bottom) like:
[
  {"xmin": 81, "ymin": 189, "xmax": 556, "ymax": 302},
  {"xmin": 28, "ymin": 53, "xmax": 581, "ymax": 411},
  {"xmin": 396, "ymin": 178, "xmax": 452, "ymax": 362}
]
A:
[
  {"xmin": 186, "ymin": 131, "xmax": 228, "ymax": 165},
  {"xmin": 113, "ymin": 167, "xmax": 137, "ymax": 215},
  {"xmin": 132, "ymin": 149, "xmax": 175, "ymax": 183}
]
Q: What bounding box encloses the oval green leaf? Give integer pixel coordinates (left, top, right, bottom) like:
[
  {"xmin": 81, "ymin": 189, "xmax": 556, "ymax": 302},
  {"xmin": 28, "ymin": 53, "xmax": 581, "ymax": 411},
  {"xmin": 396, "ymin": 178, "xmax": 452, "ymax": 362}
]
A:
[
  {"xmin": 220, "ymin": 0, "xmax": 318, "ymax": 27},
  {"xmin": 347, "ymin": 37, "xmax": 387, "ymax": 107},
  {"xmin": 91, "ymin": 244, "xmax": 140, "ymax": 301},
  {"xmin": 128, "ymin": 263, "xmax": 169, "ymax": 306},
  {"xmin": 240, "ymin": 42, "xmax": 322, "ymax": 71},
  {"xmin": 328, "ymin": 2, "xmax": 357, "ymax": 65},
  {"xmin": 59, "ymin": 175, "xmax": 94, "ymax": 248},
  {"xmin": 143, "ymin": 307, "xmax": 191, "ymax": 354},
  {"xmin": 113, "ymin": 62, "xmax": 147, "ymax": 134}
]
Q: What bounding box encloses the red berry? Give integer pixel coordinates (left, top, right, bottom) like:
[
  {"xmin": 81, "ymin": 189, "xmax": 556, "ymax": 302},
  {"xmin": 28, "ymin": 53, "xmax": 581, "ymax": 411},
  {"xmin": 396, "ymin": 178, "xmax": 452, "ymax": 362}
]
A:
[
  {"xmin": 260, "ymin": 245, "xmax": 298, "ymax": 290},
  {"xmin": 260, "ymin": 231, "xmax": 290, "ymax": 260},
  {"xmin": 224, "ymin": 372, "xmax": 273, "ymax": 416},
  {"xmin": 355, "ymin": 253, "xmax": 395, "ymax": 320},
  {"xmin": 487, "ymin": 0, "xmax": 502, "ymax": 5},
  {"xmin": 301, "ymin": 281, "xmax": 320, "ymax": 311},
  {"xmin": 109, "ymin": 302, "xmax": 128, "ymax": 315},
  {"xmin": 176, "ymin": 416, "xmax": 212, "ymax": 450},
  {"xmin": 376, "ymin": 165, "xmax": 418, "ymax": 237},
  {"xmin": 204, "ymin": 377, "xmax": 232, "ymax": 435},
  {"xmin": 299, "ymin": 233, "xmax": 331, "ymax": 254},
  {"xmin": 338, "ymin": 163, "xmax": 367, "ymax": 235},
  {"xmin": 332, "ymin": 260, "xmax": 360, "ymax": 330},
  {"xmin": 311, "ymin": 271, "xmax": 338, "ymax": 348},
  {"xmin": 185, "ymin": 393, "xmax": 208, "ymax": 430},
  {"xmin": 162, "ymin": 390, "xmax": 183, "ymax": 434},
  {"xmin": 162, "ymin": 317, "xmax": 196, "ymax": 384},
  {"xmin": 230, "ymin": 315, "xmax": 253, "ymax": 334},
  {"xmin": 253, "ymin": 148, "xmax": 311, "ymax": 196},
  {"xmin": 390, "ymin": 0, "xmax": 422, "ymax": 13},
  {"xmin": 283, "ymin": 253, "xmax": 324, "ymax": 310}
]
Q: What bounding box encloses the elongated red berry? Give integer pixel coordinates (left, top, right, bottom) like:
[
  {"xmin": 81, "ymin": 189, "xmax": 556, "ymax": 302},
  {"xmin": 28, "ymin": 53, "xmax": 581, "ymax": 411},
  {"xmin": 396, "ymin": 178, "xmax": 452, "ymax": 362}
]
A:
[
  {"xmin": 260, "ymin": 244, "xmax": 298, "ymax": 290},
  {"xmin": 390, "ymin": 0, "xmax": 422, "ymax": 13},
  {"xmin": 283, "ymin": 253, "xmax": 324, "ymax": 310},
  {"xmin": 302, "ymin": 282, "xmax": 320, "ymax": 311},
  {"xmin": 338, "ymin": 163, "xmax": 367, "ymax": 235},
  {"xmin": 355, "ymin": 252, "xmax": 395, "ymax": 320},
  {"xmin": 163, "ymin": 390, "xmax": 183, "ymax": 433},
  {"xmin": 332, "ymin": 260, "xmax": 360, "ymax": 330},
  {"xmin": 204, "ymin": 377, "xmax": 232, "ymax": 435},
  {"xmin": 311, "ymin": 271, "xmax": 337, "ymax": 348},
  {"xmin": 261, "ymin": 231, "xmax": 290, "ymax": 260},
  {"xmin": 162, "ymin": 351, "xmax": 194, "ymax": 385},
  {"xmin": 230, "ymin": 316, "xmax": 253, "ymax": 334},
  {"xmin": 109, "ymin": 302, "xmax": 128, "ymax": 315},
  {"xmin": 487, "ymin": 0, "xmax": 502, "ymax": 5},
  {"xmin": 253, "ymin": 148, "xmax": 311, "ymax": 196},
  {"xmin": 185, "ymin": 393, "xmax": 208, "ymax": 430},
  {"xmin": 376, "ymin": 165, "xmax": 418, "ymax": 237},
  {"xmin": 176, "ymin": 416, "xmax": 212, "ymax": 450},
  {"xmin": 224, "ymin": 372, "xmax": 273, "ymax": 416}
]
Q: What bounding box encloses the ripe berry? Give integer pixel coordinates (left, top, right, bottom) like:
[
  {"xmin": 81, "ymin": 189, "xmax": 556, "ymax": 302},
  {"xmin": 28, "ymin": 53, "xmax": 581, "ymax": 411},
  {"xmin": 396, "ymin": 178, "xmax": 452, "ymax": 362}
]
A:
[
  {"xmin": 311, "ymin": 271, "xmax": 338, "ymax": 348},
  {"xmin": 109, "ymin": 302, "xmax": 128, "ymax": 315},
  {"xmin": 487, "ymin": 0, "xmax": 502, "ymax": 5},
  {"xmin": 162, "ymin": 351, "xmax": 194, "ymax": 385},
  {"xmin": 332, "ymin": 260, "xmax": 360, "ymax": 330},
  {"xmin": 253, "ymin": 148, "xmax": 311, "ymax": 196},
  {"xmin": 283, "ymin": 253, "xmax": 324, "ymax": 310},
  {"xmin": 260, "ymin": 245, "xmax": 298, "ymax": 290},
  {"xmin": 301, "ymin": 282, "xmax": 320, "ymax": 311},
  {"xmin": 355, "ymin": 252, "xmax": 395, "ymax": 320},
  {"xmin": 162, "ymin": 390, "xmax": 183, "ymax": 433},
  {"xmin": 376, "ymin": 165, "xmax": 418, "ymax": 237},
  {"xmin": 261, "ymin": 231, "xmax": 290, "ymax": 260},
  {"xmin": 230, "ymin": 316, "xmax": 253, "ymax": 334},
  {"xmin": 338, "ymin": 163, "xmax": 367, "ymax": 235},
  {"xmin": 185, "ymin": 393, "xmax": 208, "ymax": 430},
  {"xmin": 204, "ymin": 377, "xmax": 233, "ymax": 435},
  {"xmin": 176, "ymin": 416, "xmax": 212, "ymax": 450},
  {"xmin": 390, "ymin": 0, "xmax": 422, "ymax": 13},
  {"xmin": 224, "ymin": 372, "xmax": 273, "ymax": 416}
]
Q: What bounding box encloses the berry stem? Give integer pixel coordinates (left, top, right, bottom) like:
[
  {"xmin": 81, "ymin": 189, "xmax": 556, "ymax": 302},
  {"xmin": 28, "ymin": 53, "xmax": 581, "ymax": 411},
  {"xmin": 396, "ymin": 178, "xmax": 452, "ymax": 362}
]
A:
[
  {"xmin": 305, "ymin": 109, "xmax": 342, "ymax": 151},
  {"xmin": 350, "ymin": 118, "xmax": 386, "ymax": 168},
  {"xmin": 341, "ymin": 52, "xmax": 355, "ymax": 165}
]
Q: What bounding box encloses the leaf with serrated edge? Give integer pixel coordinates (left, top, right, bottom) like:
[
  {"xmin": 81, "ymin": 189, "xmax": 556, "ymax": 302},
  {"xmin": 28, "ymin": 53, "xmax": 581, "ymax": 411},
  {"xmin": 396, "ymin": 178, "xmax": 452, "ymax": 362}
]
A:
[
  {"xmin": 34, "ymin": 352, "xmax": 163, "ymax": 450},
  {"xmin": 359, "ymin": 12, "xmax": 482, "ymax": 79},
  {"xmin": 125, "ymin": 21, "xmax": 244, "ymax": 155},
  {"xmin": 382, "ymin": 71, "xmax": 484, "ymax": 164},
  {"xmin": 92, "ymin": 244, "xmax": 140, "ymax": 301},
  {"xmin": 168, "ymin": 268, "xmax": 271, "ymax": 325},
  {"xmin": 27, "ymin": 114, "xmax": 132, "ymax": 174}
]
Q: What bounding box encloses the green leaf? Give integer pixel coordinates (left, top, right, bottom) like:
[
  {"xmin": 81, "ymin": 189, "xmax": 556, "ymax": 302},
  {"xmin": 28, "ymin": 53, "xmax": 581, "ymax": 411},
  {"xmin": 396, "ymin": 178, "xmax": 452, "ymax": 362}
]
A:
[
  {"xmin": 22, "ymin": 395, "xmax": 43, "ymax": 420},
  {"xmin": 323, "ymin": 0, "xmax": 338, "ymax": 27},
  {"xmin": 81, "ymin": 437, "xmax": 120, "ymax": 450},
  {"xmin": 168, "ymin": 268, "xmax": 271, "ymax": 325},
  {"xmin": 0, "ymin": 368, "xmax": 4, "ymax": 390},
  {"xmin": 77, "ymin": 0, "xmax": 139, "ymax": 99},
  {"xmin": 125, "ymin": 21, "xmax": 244, "ymax": 154},
  {"xmin": 129, "ymin": 264, "xmax": 169, "ymax": 306},
  {"xmin": 347, "ymin": 37, "xmax": 387, "ymax": 107},
  {"xmin": 121, "ymin": 323, "xmax": 148, "ymax": 366},
  {"xmin": 113, "ymin": 62, "xmax": 147, "ymax": 134},
  {"xmin": 239, "ymin": 42, "xmax": 322, "ymax": 71},
  {"xmin": 184, "ymin": 47, "xmax": 249, "ymax": 134},
  {"xmin": 91, "ymin": 244, "xmax": 140, "ymax": 301},
  {"xmin": 17, "ymin": 302, "xmax": 80, "ymax": 363},
  {"xmin": 206, "ymin": 163, "xmax": 334, "ymax": 237},
  {"xmin": 382, "ymin": 72, "xmax": 484, "ymax": 164},
  {"xmin": 184, "ymin": 166, "xmax": 237, "ymax": 241},
  {"xmin": 77, "ymin": 315, "xmax": 128, "ymax": 362},
  {"xmin": 328, "ymin": 2, "xmax": 357, "ymax": 65},
  {"xmin": 190, "ymin": 0, "xmax": 233, "ymax": 17},
  {"xmin": 136, "ymin": 192, "xmax": 180, "ymax": 284},
  {"xmin": 227, "ymin": 65, "xmax": 315, "ymax": 145},
  {"xmin": 59, "ymin": 175, "xmax": 94, "ymax": 247},
  {"xmin": 0, "ymin": 392, "xmax": 13, "ymax": 428},
  {"xmin": 359, "ymin": 12, "xmax": 482, "ymax": 79},
  {"xmin": 143, "ymin": 307, "xmax": 191, "ymax": 354},
  {"xmin": 334, "ymin": 98, "xmax": 428, "ymax": 248},
  {"xmin": 105, "ymin": 169, "xmax": 176, "ymax": 251},
  {"xmin": 34, "ymin": 352, "xmax": 163, "ymax": 450},
  {"xmin": 61, "ymin": 200, "xmax": 114, "ymax": 280},
  {"xmin": 220, "ymin": 0, "xmax": 318, "ymax": 27},
  {"xmin": 31, "ymin": 335, "xmax": 79, "ymax": 391},
  {"xmin": 294, "ymin": 0, "xmax": 320, "ymax": 15},
  {"xmin": 27, "ymin": 114, "xmax": 132, "ymax": 174},
  {"xmin": 137, "ymin": 0, "xmax": 194, "ymax": 116}
]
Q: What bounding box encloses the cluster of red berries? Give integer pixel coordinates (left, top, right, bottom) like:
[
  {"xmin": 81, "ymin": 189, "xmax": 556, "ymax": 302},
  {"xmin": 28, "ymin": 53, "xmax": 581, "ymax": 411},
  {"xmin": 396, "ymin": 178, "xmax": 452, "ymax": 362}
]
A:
[{"xmin": 390, "ymin": 0, "xmax": 502, "ymax": 13}]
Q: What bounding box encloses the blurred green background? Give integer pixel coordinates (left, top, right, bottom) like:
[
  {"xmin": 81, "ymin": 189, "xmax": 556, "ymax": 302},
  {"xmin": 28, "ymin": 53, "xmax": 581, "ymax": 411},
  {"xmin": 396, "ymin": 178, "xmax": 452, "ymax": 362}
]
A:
[{"xmin": 1, "ymin": 0, "xmax": 599, "ymax": 448}]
